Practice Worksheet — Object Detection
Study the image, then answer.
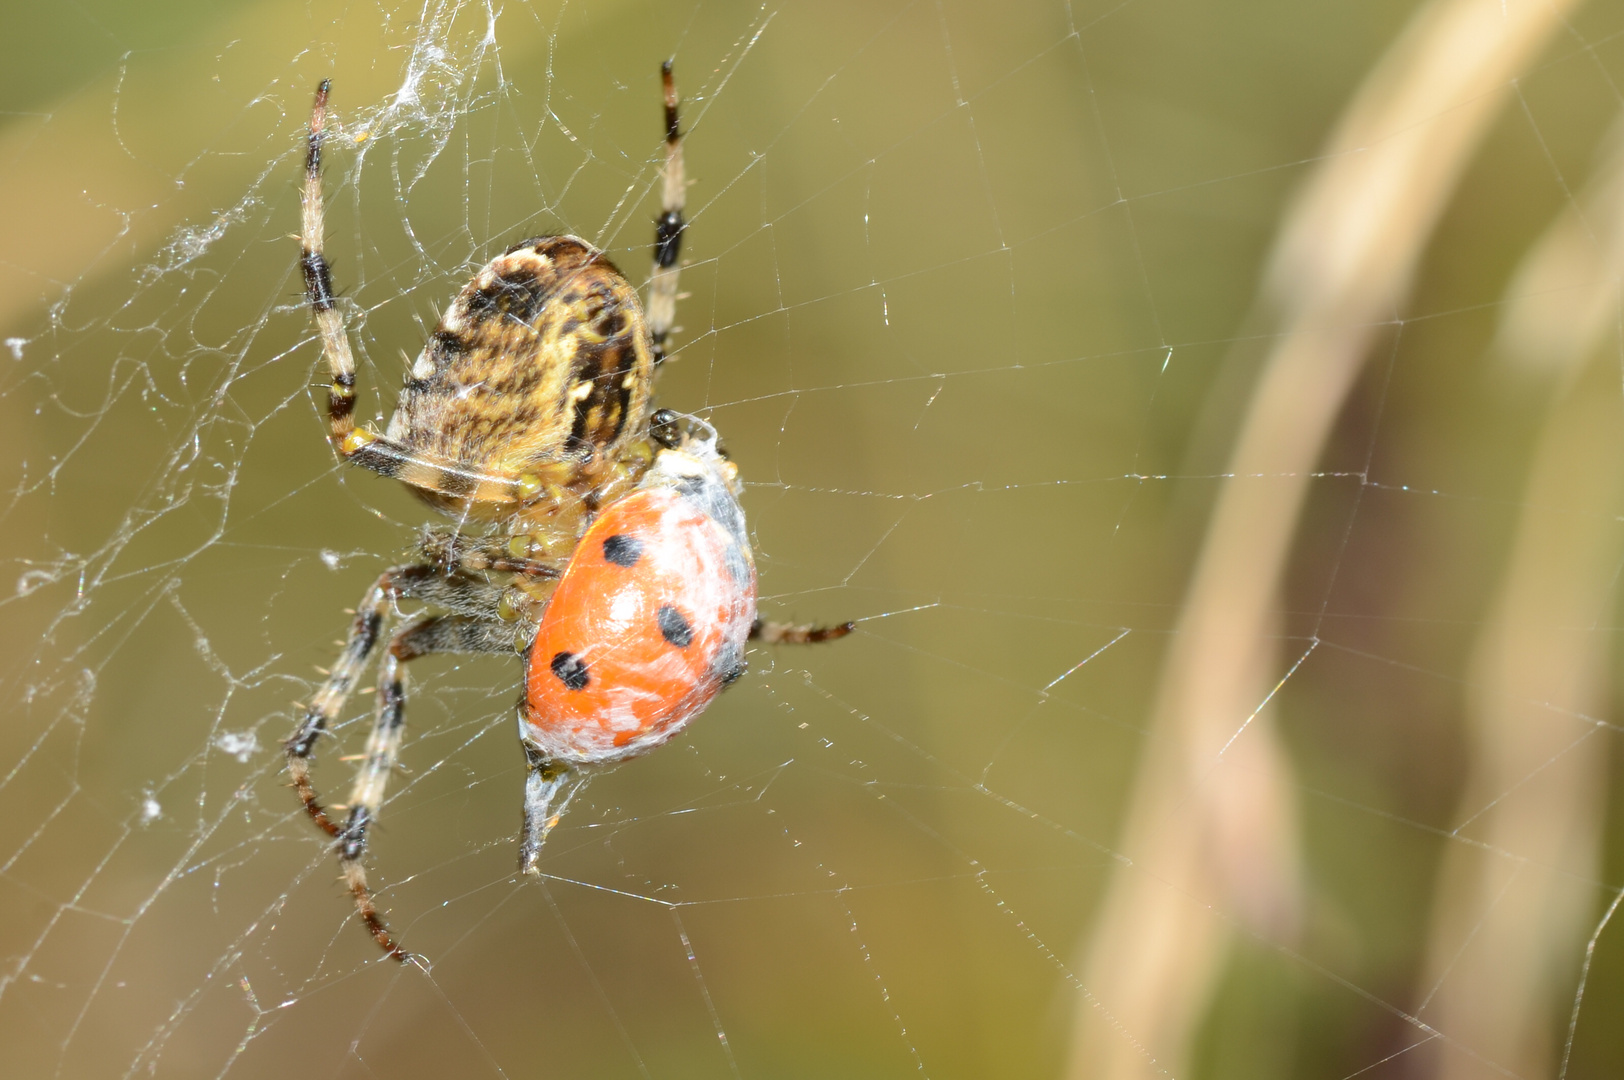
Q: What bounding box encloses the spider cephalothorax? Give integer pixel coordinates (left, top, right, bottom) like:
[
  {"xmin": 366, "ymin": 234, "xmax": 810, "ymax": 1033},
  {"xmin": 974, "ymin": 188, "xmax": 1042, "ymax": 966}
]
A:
[{"xmin": 285, "ymin": 64, "xmax": 850, "ymax": 962}]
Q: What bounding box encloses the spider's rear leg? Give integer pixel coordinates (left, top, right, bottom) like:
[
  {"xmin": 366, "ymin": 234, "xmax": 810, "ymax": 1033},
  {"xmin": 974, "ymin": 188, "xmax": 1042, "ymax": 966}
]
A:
[
  {"xmin": 285, "ymin": 564, "xmax": 494, "ymax": 832},
  {"xmin": 337, "ymin": 643, "xmax": 409, "ymax": 959},
  {"xmin": 417, "ymin": 527, "xmax": 566, "ymax": 580},
  {"xmin": 286, "ymin": 565, "xmax": 439, "ymax": 836},
  {"xmin": 334, "ymin": 612, "xmax": 515, "ymax": 961}
]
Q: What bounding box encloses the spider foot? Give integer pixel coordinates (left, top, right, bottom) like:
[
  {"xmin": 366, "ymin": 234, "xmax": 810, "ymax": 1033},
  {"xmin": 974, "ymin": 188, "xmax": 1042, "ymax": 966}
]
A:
[{"xmin": 342, "ymin": 860, "xmax": 411, "ymax": 962}]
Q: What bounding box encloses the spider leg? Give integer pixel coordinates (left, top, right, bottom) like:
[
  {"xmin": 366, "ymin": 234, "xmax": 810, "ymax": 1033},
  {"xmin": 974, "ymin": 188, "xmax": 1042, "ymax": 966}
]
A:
[
  {"xmin": 517, "ymin": 748, "xmax": 592, "ymax": 876},
  {"xmin": 647, "ymin": 61, "xmax": 686, "ymax": 365},
  {"xmin": 299, "ymin": 82, "xmax": 532, "ymax": 507},
  {"xmin": 750, "ymin": 618, "xmax": 856, "ymax": 645},
  {"xmin": 334, "ymin": 611, "xmax": 515, "ymax": 961},
  {"xmin": 286, "ymin": 565, "xmax": 439, "ymax": 836},
  {"xmin": 337, "ymin": 642, "xmax": 409, "ymax": 958},
  {"xmin": 417, "ymin": 527, "xmax": 564, "ymax": 580},
  {"xmin": 299, "ymin": 80, "xmax": 357, "ymax": 455}
]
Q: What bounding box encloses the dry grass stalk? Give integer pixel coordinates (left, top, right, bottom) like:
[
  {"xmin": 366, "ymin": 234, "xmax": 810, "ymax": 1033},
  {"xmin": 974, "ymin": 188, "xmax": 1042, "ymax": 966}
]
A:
[
  {"xmin": 1495, "ymin": 115, "xmax": 1624, "ymax": 389},
  {"xmin": 1415, "ymin": 109, "xmax": 1624, "ymax": 1080},
  {"xmin": 1067, "ymin": 1, "xmax": 1582, "ymax": 1077}
]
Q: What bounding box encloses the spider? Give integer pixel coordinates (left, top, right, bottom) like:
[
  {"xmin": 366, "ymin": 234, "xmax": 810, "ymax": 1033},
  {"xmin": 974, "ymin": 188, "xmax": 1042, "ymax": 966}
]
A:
[{"xmin": 285, "ymin": 63, "xmax": 851, "ymax": 962}]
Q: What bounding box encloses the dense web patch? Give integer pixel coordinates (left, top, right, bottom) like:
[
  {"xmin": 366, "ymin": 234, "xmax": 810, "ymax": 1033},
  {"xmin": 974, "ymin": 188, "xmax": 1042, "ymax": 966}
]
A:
[{"xmin": 5, "ymin": 1, "xmax": 1624, "ymax": 1078}]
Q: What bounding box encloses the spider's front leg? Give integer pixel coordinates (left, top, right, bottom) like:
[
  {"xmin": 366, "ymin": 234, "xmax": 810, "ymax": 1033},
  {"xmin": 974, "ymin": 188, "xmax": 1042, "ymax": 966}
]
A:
[
  {"xmin": 299, "ymin": 81, "xmax": 529, "ymax": 507},
  {"xmin": 647, "ymin": 60, "xmax": 686, "ymax": 365}
]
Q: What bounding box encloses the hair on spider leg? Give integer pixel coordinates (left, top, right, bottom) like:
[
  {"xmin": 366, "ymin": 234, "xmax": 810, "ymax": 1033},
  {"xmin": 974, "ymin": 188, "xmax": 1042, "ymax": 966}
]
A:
[{"xmin": 341, "ymin": 860, "xmax": 412, "ymax": 962}]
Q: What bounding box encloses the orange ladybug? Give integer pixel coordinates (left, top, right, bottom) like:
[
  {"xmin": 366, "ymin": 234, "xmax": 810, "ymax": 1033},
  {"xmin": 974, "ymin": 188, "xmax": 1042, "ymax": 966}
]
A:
[
  {"xmin": 523, "ymin": 422, "xmax": 756, "ymax": 764},
  {"xmin": 515, "ymin": 415, "xmax": 851, "ymax": 877}
]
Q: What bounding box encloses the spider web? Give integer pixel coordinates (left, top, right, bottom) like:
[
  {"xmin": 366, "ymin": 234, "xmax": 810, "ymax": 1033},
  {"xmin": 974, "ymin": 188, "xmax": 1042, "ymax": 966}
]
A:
[{"xmin": 5, "ymin": 0, "xmax": 1624, "ymax": 1077}]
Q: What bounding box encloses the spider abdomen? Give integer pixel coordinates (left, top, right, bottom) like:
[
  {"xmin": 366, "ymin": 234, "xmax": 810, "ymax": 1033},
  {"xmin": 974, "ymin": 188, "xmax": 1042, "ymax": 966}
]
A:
[
  {"xmin": 523, "ymin": 444, "xmax": 757, "ymax": 764},
  {"xmin": 385, "ymin": 235, "xmax": 654, "ymax": 502}
]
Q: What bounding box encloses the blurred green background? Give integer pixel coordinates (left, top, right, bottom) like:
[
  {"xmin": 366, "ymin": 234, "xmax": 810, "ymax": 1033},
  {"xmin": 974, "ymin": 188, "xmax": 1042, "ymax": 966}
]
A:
[{"xmin": 3, "ymin": 1, "xmax": 1624, "ymax": 1077}]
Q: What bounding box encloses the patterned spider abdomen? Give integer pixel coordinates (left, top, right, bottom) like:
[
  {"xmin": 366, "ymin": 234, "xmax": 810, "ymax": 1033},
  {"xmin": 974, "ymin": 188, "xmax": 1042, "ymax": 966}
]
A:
[
  {"xmin": 384, "ymin": 235, "xmax": 654, "ymax": 508},
  {"xmin": 523, "ymin": 439, "xmax": 756, "ymax": 764}
]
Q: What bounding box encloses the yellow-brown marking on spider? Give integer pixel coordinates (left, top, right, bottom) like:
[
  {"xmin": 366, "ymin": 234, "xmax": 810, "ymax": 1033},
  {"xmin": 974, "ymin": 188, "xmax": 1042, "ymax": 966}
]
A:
[
  {"xmin": 299, "ymin": 85, "xmax": 654, "ymax": 517},
  {"xmin": 385, "ymin": 236, "xmax": 655, "ymax": 514}
]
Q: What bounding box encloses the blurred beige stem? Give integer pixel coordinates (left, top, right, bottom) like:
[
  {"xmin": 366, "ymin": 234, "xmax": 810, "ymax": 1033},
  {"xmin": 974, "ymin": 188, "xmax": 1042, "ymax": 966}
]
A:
[
  {"xmin": 1418, "ymin": 352, "xmax": 1620, "ymax": 1080},
  {"xmin": 1415, "ymin": 110, "xmax": 1624, "ymax": 1080},
  {"xmin": 1068, "ymin": 1, "xmax": 1580, "ymax": 1077},
  {"xmin": 1495, "ymin": 114, "xmax": 1624, "ymax": 391}
]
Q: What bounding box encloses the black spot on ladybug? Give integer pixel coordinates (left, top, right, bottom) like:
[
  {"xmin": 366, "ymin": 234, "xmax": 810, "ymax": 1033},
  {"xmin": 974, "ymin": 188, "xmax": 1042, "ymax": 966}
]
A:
[
  {"xmin": 601, "ymin": 533, "xmax": 643, "ymax": 567},
  {"xmin": 657, "ymin": 605, "xmax": 694, "ymax": 648},
  {"xmin": 550, "ymin": 651, "xmax": 590, "ymax": 691},
  {"xmin": 714, "ymin": 641, "xmax": 746, "ymax": 685}
]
